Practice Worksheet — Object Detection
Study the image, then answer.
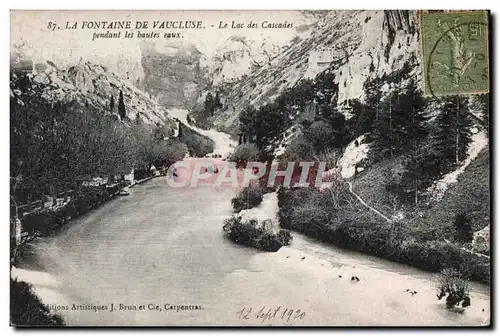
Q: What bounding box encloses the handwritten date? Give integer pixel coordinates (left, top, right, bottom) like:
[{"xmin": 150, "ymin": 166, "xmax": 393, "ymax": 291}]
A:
[{"xmin": 236, "ymin": 306, "xmax": 306, "ymax": 324}]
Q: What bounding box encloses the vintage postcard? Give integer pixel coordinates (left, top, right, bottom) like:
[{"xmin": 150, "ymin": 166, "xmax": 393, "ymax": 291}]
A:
[{"xmin": 10, "ymin": 10, "xmax": 491, "ymax": 327}]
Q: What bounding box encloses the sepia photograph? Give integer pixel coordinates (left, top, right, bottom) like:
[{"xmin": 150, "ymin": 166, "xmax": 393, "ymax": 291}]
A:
[{"xmin": 9, "ymin": 9, "xmax": 491, "ymax": 327}]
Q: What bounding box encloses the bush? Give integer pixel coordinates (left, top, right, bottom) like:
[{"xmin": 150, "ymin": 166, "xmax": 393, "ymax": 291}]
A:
[
  {"xmin": 230, "ymin": 143, "xmax": 260, "ymax": 167},
  {"xmin": 10, "ymin": 279, "xmax": 64, "ymax": 326},
  {"xmin": 150, "ymin": 140, "xmax": 188, "ymax": 167},
  {"xmin": 181, "ymin": 127, "xmax": 214, "ymax": 157},
  {"xmin": 231, "ymin": 184, "xmax": 265, "ymax": 213},
  {"xmin": 283, "ymin": 136, "xmax": 315, "ymax": 161},
  {"xmin": 303, "ymin": 120, "xmax": 334, "ymax": 152},
  {"xmin": 436, "ymin": 268, "xmax": 471, "ymax": 308},
  {"xmin": 222, "ymin": 216, "xmax": 292, "ymax": 252}
]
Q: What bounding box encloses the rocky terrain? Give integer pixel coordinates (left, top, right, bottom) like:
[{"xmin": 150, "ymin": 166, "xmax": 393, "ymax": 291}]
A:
[
  {"xmin": 205, "ymin": 10, "xmax": 419, "ymax": 133},
  {"xmin": 10, "ymin": 53, "xmax": 175, "ymax": 130}
]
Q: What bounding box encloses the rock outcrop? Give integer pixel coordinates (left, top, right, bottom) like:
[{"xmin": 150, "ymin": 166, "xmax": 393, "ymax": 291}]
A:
[
  {"xmin": 205, "ymin": 10, "xmax": 419, "ymax": 133},
  {"xmin": 472, "ymin": 225, "xmax": 490, "ymax": 255},
  {"xmin": 11, "ymin": 55, "xmax": 176, "ymax": 130}
]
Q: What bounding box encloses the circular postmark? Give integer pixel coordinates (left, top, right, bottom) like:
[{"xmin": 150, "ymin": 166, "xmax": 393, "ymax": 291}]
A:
[{"xmin": 424, "ymin": 17, "xmax": 488, "ymax": 101}]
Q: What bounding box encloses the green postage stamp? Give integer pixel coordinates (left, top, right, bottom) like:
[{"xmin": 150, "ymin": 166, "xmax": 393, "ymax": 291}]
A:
[{"xmin": 420, "ymin": 11, "xmax": 489, "ymax": 96}]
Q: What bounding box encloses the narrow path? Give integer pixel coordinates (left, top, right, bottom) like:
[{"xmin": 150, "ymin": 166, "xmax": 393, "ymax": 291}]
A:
[
  {"xmin": 347, "ymin": 182, "xmax": 490, "ymax": 260},
  {"xmin": 346, "ymin": 181, "xmax": 392, "ymax": 223}
]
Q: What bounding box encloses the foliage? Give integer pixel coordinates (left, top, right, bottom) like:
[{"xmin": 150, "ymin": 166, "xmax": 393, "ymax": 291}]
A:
[
  {"xmin": 470, "ymin": 94, "xmax": 489, "ymax": 138},
  {"xmin": 283, "ymin": 136, "xmax": 315, "ymax": 161},
  {"xmin": 180, "ymin": 126, "xmax": 215, "ymax": 157},
  {"xmin": 214, "ymin": 91, "xmax": 223, "ymax": 109},
  {"xmin": 231, "ymin": 184, "xmax": 265, "ymax": 213},
  {"xmin": 436, "ymin": 268, "xmax": 471, "ymax": 308},
  {"xmin": 10, "ymin": 95, "xmax": 135, "ymax": 201},
  {"xmin": 238, "ymin": 70, "xmax": 341, "ymax": 154},
  {"xmin": 131, "ymin": 123, "xmax": 187, "ymax": 168},
  {"xmin": 204, "ymin": 92, "xmax": 214, "ymax": 117},
  {"xmin": 434, "ymin": 95, "xmax": 473, "ymax": 170},
  {"xmin": 10, "ymin": 279, "xmax": 65, "ymax": 326},
  {"xmin": 118, "ymin": 90, "xmax": 126, "ymax": 119},
  {"xmin": 230, "ymin": 143, "xmax": 260, "ymax": 167},
  {"xmin": 370, "ymin": 79, "xmax": 428, "ymax": 161},
  {"xmin": 109, "ymin": 94, "xmax": 115, "ymax": 112},
  {"xmin": 222, "ymin": 216, "xmax": 292, "ymax": 252},
  {"xmin": 453, "ymin": 212, "xmax": 473, "ymax": 244},
  {"xmin": 10, "ymin": 72, "xmax": 181, "ymax": 205},
  {"xmin": 277, "ymin": 187, "xmax": 490, "ymax": 284},
  {"xmin": 239, "ymin": 105, "xmax": 258, "ymax": 138},
  {"xmin": 303, "ymin": 120, "xmax": 334, "ymax": 152}
]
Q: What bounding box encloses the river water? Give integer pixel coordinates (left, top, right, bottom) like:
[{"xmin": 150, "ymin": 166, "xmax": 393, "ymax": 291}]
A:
[{"xmin": 16, "ymin": 176, "xmax": 490, "ymax": 326}]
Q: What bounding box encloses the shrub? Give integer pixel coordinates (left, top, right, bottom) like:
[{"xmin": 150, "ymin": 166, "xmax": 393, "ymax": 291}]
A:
[
  {"xmin": 151, "ymin": 140, "xmax": 188, "ymax": 167},
  {"xmin": 230, "ymin": 143, "xmax": 260, "ymax": 167},
  {"xmin": 222, "ymin": 216, "xmax": 292, "ymax": 252},
  {"xmin": 231, "ymin": 184, "xmax": 265, "ymax": 213},
  {"xmin": 10, "ymin": 279, "xmax": 64, "ymax": 326},
  {"xmin": 303, "ymin": 120, "xmax": 334, "ymax": 152},
  {"xmin": 436, "ymin": 268, "xmax": 471, "ymax": 308},
  {"xmin": 283, "ymin": 136, "xmax": 315, "ymax": 161},
  {"xmin": 181, "ymin": 127, "xmax": 215, "ymax": 157}
]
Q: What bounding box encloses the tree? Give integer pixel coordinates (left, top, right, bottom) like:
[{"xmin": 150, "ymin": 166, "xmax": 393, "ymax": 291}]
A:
[
  {"xmin": 177, "ymin": 120, "xmax": 183, "ymax": 138},
  {"xmin": 389, "ymin": 80, "xmax": 430, "ymax": 206},
  {"xmin": 230, "ymin": 143, "xmax": 260, "ymax": 167},
  {"xmin": 118, "ymin": 90, "xmax": 126, "ymax": 119},
  {"xmin": 435, "ymin": 95, "xmax": 473, "ymax": 171},
  {"xmin": 470, "ymin": 94, "xmax": 489, "ymax": 138},
  {"xmin": 284, "ymin": 136, "xmax": 315, "ymax": 161},
  {"xmin": 454, "ymin": 212, "xmax": 473, "ymax": 243},
  {"xmin": 214, "ymin": 91, "xmax": 222, "ymax": 109},
  {"xmin": 205, "ymin": 92, "xmax": 214, "ymax": 117},
  {"xmin": 348, "ymin": 98, "xmax": 375, "ymax": 137},
  {"xmin": 304, "ymin": 120, "xmax": 334, "ymax": 153},
  {"xmin": 370, "ymin": 95, "xmax": 392, "ymax": 159},
  {"xmin": 320, "ymin": 110, "xmax": 350, "ymax": 148},
  {"xmin": 393, "ymin": 79, "xmax": 428, "ymax": 153},
  {"xmin": 239, "ymin": 105, "xmax": 257, "ymax": 140},
  {"xmin": 110, "ymin": 94, "xmax": 115, "ymax": 112}
]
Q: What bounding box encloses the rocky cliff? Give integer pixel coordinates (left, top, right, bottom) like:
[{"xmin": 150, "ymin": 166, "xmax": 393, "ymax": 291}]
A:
[
  {"xmin": 10, "ymin": 54, "xmax": 175, "ymax": 130},
  {"xmin": 206, "ymin": 10, "xmax": 419, "ymax": 132},
  {"xmin": 141, "ymin": 42, "xmax": 209, "ymax": 109}
]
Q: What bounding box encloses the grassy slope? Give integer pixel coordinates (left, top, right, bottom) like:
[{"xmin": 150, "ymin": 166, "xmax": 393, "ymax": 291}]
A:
[
  {"xmin": 350, "ymin": 148, "xmax": 490, "ymax": 241},
  {"xmin": 351, "ymin": 156, "xmax": 403, "ymax": 217},
  {"xmin": 417, "ymin": 148, "xmax": 490, "ymax": 238}
]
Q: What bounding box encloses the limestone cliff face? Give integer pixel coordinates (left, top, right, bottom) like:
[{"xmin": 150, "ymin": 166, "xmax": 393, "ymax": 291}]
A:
[
  {"xmin": 140, "ymin": 42, "xmax": 209, "ymax": 109},
  {"xmin": 204, "ymin": 10, "xmax": 420, "ymax": 133},
  {"xmin": 209, "ymin": 35, "xmax": 285, "ymax": 85}
]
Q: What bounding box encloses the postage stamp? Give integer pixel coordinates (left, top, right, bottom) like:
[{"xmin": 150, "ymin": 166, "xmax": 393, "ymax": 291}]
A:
[{"xmin": 420, "ymin": 11, "xmax": 489, "ymax": 96}]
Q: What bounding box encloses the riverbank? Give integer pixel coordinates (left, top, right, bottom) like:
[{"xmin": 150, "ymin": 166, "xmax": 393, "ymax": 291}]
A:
[{"xmin": 276, "ymin": 187, "xmax": 490, "ymax": 285}]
